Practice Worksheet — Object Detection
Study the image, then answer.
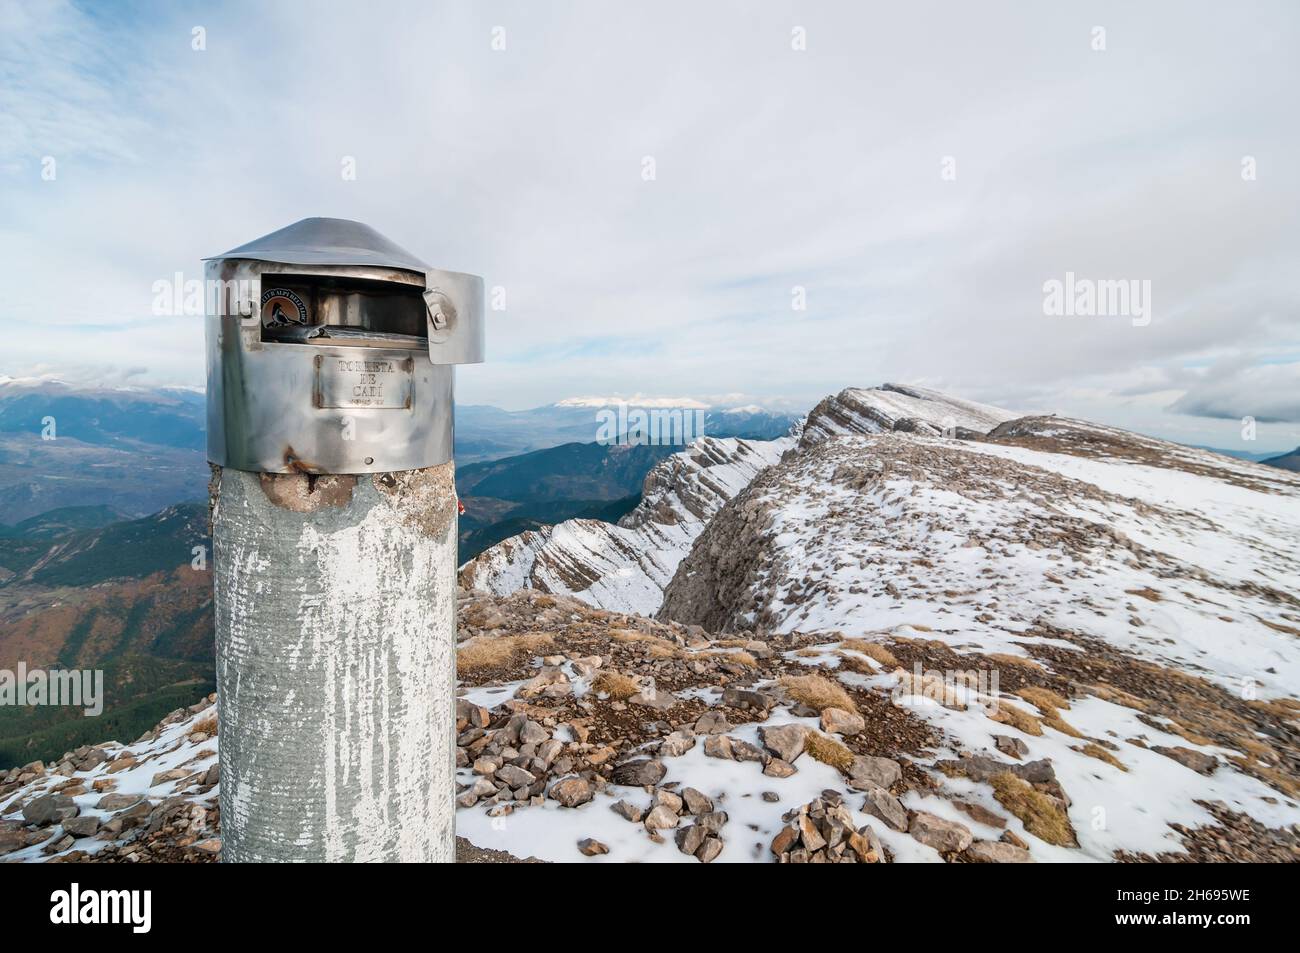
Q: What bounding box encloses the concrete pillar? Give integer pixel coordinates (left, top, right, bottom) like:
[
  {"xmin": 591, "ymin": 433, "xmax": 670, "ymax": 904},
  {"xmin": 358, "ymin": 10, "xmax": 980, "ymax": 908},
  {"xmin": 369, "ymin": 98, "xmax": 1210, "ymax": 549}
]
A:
[{"xmin": 212, "ymin": 464, "xmax": 457, "ymax": 862}]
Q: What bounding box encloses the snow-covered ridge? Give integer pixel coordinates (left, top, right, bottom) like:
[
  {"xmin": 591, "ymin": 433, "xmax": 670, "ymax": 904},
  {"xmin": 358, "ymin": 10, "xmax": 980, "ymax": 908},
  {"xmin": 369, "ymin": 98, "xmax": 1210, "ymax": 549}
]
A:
[
  {"xmin": 458, "ymin": 435, "xmax": 793, "ymax": 616},
  {"xmin": 656, "ymin": 418, "xmax": 1300, "ymax": 859},
  {"xmin": 800, "ymin": 383, "xmax": 1019, "ymax": 445},
  {"xmin": 464, "ymin": 385, "xmax": 1021, "ymax": 615}
]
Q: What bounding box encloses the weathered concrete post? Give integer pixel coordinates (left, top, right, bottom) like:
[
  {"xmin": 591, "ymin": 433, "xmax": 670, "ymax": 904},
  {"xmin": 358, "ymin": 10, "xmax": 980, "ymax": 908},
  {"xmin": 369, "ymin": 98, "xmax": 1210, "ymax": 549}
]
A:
[{"xmin": 204, "ymin": 218, "xmax": 483, "ymax": 862}]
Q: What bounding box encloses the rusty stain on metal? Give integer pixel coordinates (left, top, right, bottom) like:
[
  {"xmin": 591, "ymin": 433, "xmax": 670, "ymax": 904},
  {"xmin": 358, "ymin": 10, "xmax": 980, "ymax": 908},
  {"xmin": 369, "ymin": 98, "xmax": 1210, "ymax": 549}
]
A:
[{"xmin": 283, "ymin": 445, "xmax": 314, "ymax": 473}]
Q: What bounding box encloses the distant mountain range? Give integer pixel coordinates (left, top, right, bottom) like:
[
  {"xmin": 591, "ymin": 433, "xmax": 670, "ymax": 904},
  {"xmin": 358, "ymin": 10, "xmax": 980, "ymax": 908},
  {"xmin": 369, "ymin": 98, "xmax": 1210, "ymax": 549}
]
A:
[
  {"xmin": 454, "ymin": 400, "xmax": 798, "ymax": 463},
  {"xmin": 0, "ymin": 377, "xmax": 801, "ymax": 523},
  {"xmin": 1263, "ymin": 447, "xmax": 1300, "ymax": 471}
]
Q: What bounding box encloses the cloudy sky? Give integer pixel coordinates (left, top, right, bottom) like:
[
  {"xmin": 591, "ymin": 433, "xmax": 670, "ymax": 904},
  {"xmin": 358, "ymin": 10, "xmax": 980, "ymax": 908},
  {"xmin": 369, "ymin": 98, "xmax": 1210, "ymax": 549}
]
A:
[{"xmin": 1, "ymin": 0, "xmax": 1297, "ymax": 449}]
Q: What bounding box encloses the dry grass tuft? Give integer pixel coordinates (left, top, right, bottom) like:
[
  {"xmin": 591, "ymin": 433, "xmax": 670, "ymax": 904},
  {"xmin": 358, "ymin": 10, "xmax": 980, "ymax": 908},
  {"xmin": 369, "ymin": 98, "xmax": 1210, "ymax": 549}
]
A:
[
  {"xmin": 611, "ymin": 629, "xmax": 681, "ymax": 659},
  {"xmin": 1163, "ymin": 720, "xmax": 1216, "ymax": 747},
  {"xmin": 990, "ymin": 772, "xmax": 1077, "ymax": 847},
  {"xmin": 1229, "ymin": 755, "xmax": 1299, "ymax": 800},
  {"xmin": 1017, "ymin": 686, "xmax": 1071, "ymax": 711},
  {"xmin": 457, "ymin": 632, "xmax": 556, "ymax": 672},
  {"xmin": 988, "ymin": 653, "xmax": 1046, "ymax": 672},
  {"xmin": 987, "ymin": 701, "xmax": 1043, "ymax": 736},
  {"xmin": 1087, "ymin": 683, "xmax": 1151, "ymax": 712},
  {"xmin": 1248, "ymin": 697, "xmax": 1300, "ymax": 722},
  {"xmin": 191, "ymin": 714, "xmax": 217, "ymax": 737},
  {"xmin": 780, "ymin": 673, "xmax": 858, "ymax": 714},
  {"xmin": 839, "ymin": 639, "xmax": 899, "ymax": 668},
  {"xmin": 1075, "ymin": 743, "xmax": 1127, "ymax": 772},
  {"xmin": 1042, "ymin": 713, "xmax": 1085, "ymax": 738},
  {"xmin": 1015, "ymin": 686, "xmax": 1083, "ymax": 737},
  {"xmin": 804, "ymin": 731, "xmax": 855, "ymax": 772},
  {"xmin": 592, "ymin": 670, "xmax": 641, "ymax": 700},
  {"xmin": 794, "ymin": 648, "xmax": 824, "ymax": 658},
  {"xmin": 1124, "ymin": 587, "xmax": 1163, "ymax": 602},
  {"xmin": 1259, "ymin": 617, "xmax": 1300, "ymax": 637},
  {"xmin": 701, "ymin": 650, "xmax": 757, "ymax": 667}
]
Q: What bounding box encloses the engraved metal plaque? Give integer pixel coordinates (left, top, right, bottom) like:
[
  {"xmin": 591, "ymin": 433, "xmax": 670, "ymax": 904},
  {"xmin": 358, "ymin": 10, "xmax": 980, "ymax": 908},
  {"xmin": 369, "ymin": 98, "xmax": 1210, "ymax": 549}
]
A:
[{"xmin": 314, "ymin": 353, "xmax": 414, "ymax": 410}]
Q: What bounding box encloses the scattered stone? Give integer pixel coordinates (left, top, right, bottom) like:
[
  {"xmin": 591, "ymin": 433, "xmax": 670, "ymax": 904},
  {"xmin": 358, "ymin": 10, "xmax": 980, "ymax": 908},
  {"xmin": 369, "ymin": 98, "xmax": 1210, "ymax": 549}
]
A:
[
  {"xmin": 695, "ymin": 836, "xmax": 724, "ymax": 863},
  {"xmin": 659, "ymin": 730, "xmax": 696, "ymax": 757},
  {"xmin": 763, "ymin": 757, "xmax": 797, "ymax": 778},
  {"xmin": 644, "ymin": 804, "xmax": 680, "ymax": 832},
  {"xmin": 966, "ymin": 839, "xmax": 1033, "ymax": 863},
  {"xmin": 703, "ymin": 735, "xmax": 734, "ymax": 760},
  {"xmin": 63, "ymin": 815, "xmax": 100, "ymax": 838},
  {"xmin": 495, "ymin": 764, "xmax": 536, "ymax": 789},
  {"xmin": 548, "ymin": 777, "xmax": 593, "ymax": 808},
  {"xmin": 1151, "ymin": 746, "xmax": 1218, "ymax": 775},
  {"xmin": 696, "ymin": 811, "xmax": 728, "ymax": 834},
  {"xmin": 994, "ymin": 735, "xmax": 1029, "ymax": 759},
  {"xmin": 519, "ymin": 720, "xmax": 549, "ymax": 745},
  {"xmin": 694, "ymin": 711, "xmax": 731, "ymax": 735},
  {"xmin": 95, "ymin": 792, "xmax": 143, "ymax": 812},
  {"xmin": 518, "ymin": 667, "xmax": 572, "ymax": 699},
  {"xmin": 611, "ymin": 759, "xmax": 666, "ymax": 787},
  {"xmin": 953, "ymin": 800, "xmax": 1007, "ymax": 829},
  {"xmin": 149, "ymin": 768, "xmax": 190, "ymax": 787},
  {"xmin": 771, "ymin": 826, "xmax": 798, "ymax": 855},
  {"xmin": 1001, "ymin": 830, "xmax": 1030, "ymax": 850},
  {"xmin": 577, "ymin": 838, "xmax": 609, "ymax": 856},
  {"xmin": 721, "ymin": 687, "xmax": 774, "ymax": 714},
  {"xmin": 772, "ymin": 795, "xmax": 881, "ymax": 863},
  {"xmin": 654, "ymin": 789, "xmax": 684, "ymax": 814},
  {"xmin": 681, "ymin": 787, "xmax": 714, "ymax": 815},
  {"xmin": 909, "ymin": 811, "xmax": 974, "ymax": 854},
  {"xmin": 610, "ymin": 799, "xmax": 645, "ymax": 823},
  {"xmin": 760, "ymin": 723, "xmax": 808, "ymax": 763},
  {"xmin": 22, "ymin": 793, "xmax": 78, "ymax": 827},
  {"xmin": 861, "ymin": 784, "xmax": 908, "ymax": 831},
  {"xmin": 676, "ymin": 824, "xmax": 708, "ymax": 856},
  {"xmin": 937, "ymin": 755, "xmax": 1056, "ymax": 785},
  {"xmin": 730, "ymin": 738, "xmax": 766, "ymax": 763},
  {"xmin": 820, "ymin": 707, "xmax": 866, "ymax": 736},
  {"xmin": 797, "ymin": 815, "xmax": 826, "ymax": 851},
  {"xmin": 629, "ymin": 685, "xmax": 680, "ymax": 709},
  {"xmin": 846, "ymin": 755, "xmax": 902, "ymax": 789}
]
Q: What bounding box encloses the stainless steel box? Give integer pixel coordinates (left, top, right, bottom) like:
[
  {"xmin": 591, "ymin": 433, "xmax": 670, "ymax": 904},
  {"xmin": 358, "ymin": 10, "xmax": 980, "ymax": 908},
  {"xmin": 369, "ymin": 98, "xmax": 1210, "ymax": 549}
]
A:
[{"xmin": 204, "ymin": 217, "xmax": 483, "ymax": 474}]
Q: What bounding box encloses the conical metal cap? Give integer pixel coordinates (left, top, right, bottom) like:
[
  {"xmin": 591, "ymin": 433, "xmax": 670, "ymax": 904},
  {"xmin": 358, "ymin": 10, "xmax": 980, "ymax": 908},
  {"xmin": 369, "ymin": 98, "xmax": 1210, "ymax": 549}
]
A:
[{"xmin": 206, "ymin": 217, "xmax": 427, "ymax": 271}]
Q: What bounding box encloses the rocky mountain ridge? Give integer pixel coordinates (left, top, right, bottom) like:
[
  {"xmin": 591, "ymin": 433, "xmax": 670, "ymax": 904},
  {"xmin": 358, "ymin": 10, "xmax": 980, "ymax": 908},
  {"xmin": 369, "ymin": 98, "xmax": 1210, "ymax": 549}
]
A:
[
  {"xmin": 459, "ymin": 384, "xmax": 1011, "ymax": 616},
  {"xmin": 459, "ymin": 435, "xmax": 793, "ymax": 616}
]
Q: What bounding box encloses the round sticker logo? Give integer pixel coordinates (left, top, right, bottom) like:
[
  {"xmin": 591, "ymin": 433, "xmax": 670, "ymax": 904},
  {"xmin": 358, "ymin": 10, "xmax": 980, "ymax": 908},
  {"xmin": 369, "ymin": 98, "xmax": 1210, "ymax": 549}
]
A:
[{"xmin": 260, "ymin": 288, "xmax": 309, "ymax": 327}]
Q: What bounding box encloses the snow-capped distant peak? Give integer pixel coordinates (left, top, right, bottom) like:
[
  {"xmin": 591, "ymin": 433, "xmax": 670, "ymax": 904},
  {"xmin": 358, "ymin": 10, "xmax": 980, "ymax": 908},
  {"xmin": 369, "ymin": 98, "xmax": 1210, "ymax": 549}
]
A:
[
  {"xmin": 555, "ymin": 395, "xmax": 711, "ymax": 409},
  {"xmin": 724, "ymin": 404, "xmax": 766, "ymax": 415}
]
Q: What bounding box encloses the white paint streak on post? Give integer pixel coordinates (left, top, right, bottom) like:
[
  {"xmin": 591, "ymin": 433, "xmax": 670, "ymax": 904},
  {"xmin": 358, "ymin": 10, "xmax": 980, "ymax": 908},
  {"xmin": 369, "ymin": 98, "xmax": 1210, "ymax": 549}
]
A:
[{"xmin": 213, "ymin": 465, "xmax": 457, "ymax": 862}]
